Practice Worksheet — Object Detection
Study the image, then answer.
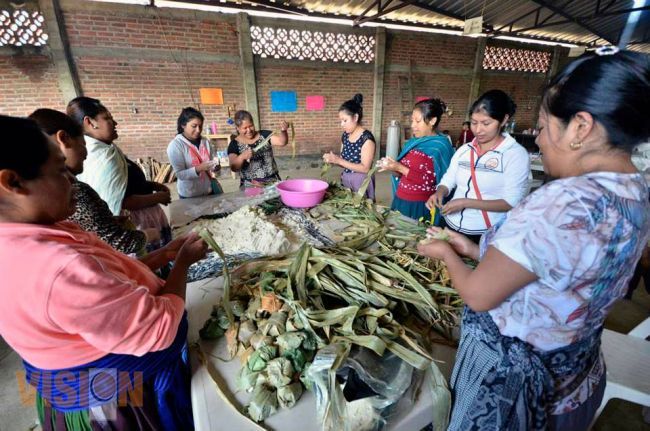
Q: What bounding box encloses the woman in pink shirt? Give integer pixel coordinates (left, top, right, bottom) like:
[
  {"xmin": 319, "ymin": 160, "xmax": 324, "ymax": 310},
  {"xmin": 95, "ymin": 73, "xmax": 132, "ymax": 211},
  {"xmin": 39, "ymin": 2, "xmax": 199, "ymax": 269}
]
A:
[{"xmin": 0, "ymin": 115, "xmax": 207, "ymax": 430}]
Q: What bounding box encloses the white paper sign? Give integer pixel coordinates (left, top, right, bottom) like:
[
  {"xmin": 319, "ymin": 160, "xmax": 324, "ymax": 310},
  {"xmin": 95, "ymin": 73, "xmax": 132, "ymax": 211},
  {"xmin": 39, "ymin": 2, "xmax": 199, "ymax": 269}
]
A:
[{"xmin": 463, "ymin": 16, "xmax": 483, "ymax": 35}]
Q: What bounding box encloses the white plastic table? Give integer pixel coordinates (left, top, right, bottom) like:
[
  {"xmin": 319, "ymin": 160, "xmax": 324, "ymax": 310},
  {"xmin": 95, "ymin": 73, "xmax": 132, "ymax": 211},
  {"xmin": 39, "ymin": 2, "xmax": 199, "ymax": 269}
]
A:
[{"xmin": 186, "ymin": 277, "xmax": 457, "ymax": 431}]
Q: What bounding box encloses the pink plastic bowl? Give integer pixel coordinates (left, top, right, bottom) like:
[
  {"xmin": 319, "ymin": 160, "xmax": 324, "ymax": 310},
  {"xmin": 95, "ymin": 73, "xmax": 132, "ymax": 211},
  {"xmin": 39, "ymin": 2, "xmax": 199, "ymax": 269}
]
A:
[{"xmin": 276, "ymin": 179, "xmax": 329, "ymax": 208}]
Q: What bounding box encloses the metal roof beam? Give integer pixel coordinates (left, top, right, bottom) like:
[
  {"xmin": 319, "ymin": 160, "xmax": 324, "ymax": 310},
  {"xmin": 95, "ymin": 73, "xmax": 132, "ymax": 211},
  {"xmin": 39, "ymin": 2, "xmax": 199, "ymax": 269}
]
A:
[
  {"xmin": 529, "ymin": 0, "xmax": 616, "ymax": 44},
  {"xmin": 412, "ymin": 1, "xmax": 466, "ymax": 22},
  {"xmin": 495, "ymin": 6, "xmax": 543, "ymax": 32},
  {"xmin": 354, "ymin": 0, "xmax": 418, "ymax": 27}
]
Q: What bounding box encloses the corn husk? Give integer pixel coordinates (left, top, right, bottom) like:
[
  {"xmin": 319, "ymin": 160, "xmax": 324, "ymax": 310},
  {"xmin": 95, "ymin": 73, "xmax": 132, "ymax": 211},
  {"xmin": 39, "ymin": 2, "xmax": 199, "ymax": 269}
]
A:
[
  {"xmin": 240, "ymin": 346, "xmax": 255, "ymax": 366},
  {"xmin": 247, "ymin": 384, "xmax": 278, "ymax": 422},
  {"xmin": 265, "ymin": 357, "xmax": 294, "ymax": 388},
  {"xmin": 260, "ymin": 311, "xmax": 287, "ymax": 337},
  {"xmin": 299, "ymin": 362, "xmax": 313, "ymax": 391},
  {"xmin": 260, "ymin": 293, "xmax": 283, "ymax": 313},
  {"xmin": 275, "ymin": 331, "xmax": 306, "ymax": 355},
  {"xmin": 249, "ymin": 333, "xmax": 274, "ymax": 350},
  {"xmin": 283, "ymin": 348, "xmax": 308, "ymax": 373},
  {"xmin": 277, "ymin": 382, "xmax": 303, "ymax": 409},
  {"xmin": 236, "ymin": 365, "xmax": 261, "ymax": 392},
  {"xmin": 247, "ymin": 345, "xmax": 278, "ymax": 372},
  {"xmin": 238, "ymin": 320, "xmax": 257, "ymax": 346},
  {"xmin": 231, "ymin": 299, "xmax": 247, "ymax": 317},
  {"xmin": 245, "ymin": 297, "xmax": 262, "ymax": 321},
  {"xmin": 225, "ymin": 322, "xmax": 240, "ymax": 360},
  {"xmin": 198, "ymin": 317, "xmax": 225, "ymax": 340}
]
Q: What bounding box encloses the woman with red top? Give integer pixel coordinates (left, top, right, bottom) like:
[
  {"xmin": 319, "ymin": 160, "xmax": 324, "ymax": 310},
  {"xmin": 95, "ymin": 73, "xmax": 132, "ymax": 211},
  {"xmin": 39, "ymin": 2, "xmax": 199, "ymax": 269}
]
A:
[{"xmin": 378, "ymin": 98, "xmax": 454, "ymax": 222}]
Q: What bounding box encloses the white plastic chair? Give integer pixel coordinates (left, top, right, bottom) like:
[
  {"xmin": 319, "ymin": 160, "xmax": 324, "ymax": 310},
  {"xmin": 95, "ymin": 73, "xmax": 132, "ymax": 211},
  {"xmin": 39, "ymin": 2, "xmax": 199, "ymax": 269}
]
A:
[{"xmin": 591, "ymin": 317, "xmax": 650, "ymax": 427}]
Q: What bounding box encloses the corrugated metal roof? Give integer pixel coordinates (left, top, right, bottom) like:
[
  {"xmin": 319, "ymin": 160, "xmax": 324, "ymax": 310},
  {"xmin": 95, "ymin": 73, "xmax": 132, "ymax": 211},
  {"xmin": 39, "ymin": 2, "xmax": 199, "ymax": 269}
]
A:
[{"xmin": 221, "ymin": 0, "xmax": 650, "ymax": 52}]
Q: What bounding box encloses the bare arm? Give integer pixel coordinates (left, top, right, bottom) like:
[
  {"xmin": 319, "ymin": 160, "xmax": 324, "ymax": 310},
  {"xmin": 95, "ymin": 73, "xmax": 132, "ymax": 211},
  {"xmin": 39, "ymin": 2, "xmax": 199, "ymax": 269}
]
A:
[
  {"xmin": 418, "ymin": 242, "xmax": 537, "ymax": 311},
  {"xmin": 441, "ymin": 197, "xmax": 512, "ymax": 216},
  {"xmin": 329, "ymin": 140, "xmax": 376, "ymax": 174},
  {"xmin": 122, "ymin": 192, "xmax": 169, "ymax": 211}
]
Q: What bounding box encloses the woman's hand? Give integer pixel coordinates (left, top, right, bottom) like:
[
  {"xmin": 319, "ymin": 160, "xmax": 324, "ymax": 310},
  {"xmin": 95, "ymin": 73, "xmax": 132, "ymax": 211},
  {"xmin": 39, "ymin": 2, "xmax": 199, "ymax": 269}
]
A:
[
  {"xmin": 240, "ymin": 148, "xmax": 253, "ymax": 163},
  {"xmin": 156, "ymin": 190, "xmax": 172, "ymax": 206},
  {"xmin": 279, "ymin": 120, "xmax": 289, "ymax": 132},
  {"xmin": 175, "ymin": 233, "xmax": 208, "ymax": 267},
  {"xmin": 426, "ymin": 189, "xmax": 446, "ymax": 210},
  {"xmin": 441, "ymin": 198, "xmax": 467, "ymax": 215},
  {"xmin": 196, "ymin": 160, "xmax": 219, "ymax": 173},
  {"xmin": 426, "ymin": 227, "xmax": 479, "ymax": 260},
  {"xmin": 322, "ymin": 151, "xmax": 340, "ymax": 165},
  {"xmin": 417, "ymin": 238, "xmax": 456, "ymax": 261},
  {"xmin": 378, "ymin": 157, "xmax": 403, "ymax": 173}
]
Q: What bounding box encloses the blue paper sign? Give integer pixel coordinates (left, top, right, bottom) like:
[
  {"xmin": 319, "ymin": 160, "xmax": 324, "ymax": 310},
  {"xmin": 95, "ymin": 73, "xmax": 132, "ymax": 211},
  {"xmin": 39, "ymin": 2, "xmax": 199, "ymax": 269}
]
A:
[{"xmin": 270, "ymin": 91, "xmax": 298, "ymax": 113}]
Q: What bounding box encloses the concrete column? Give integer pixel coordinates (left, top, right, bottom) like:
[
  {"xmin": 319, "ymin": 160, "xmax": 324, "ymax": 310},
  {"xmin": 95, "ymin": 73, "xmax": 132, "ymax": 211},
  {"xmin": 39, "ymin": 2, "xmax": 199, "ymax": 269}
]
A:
[
  {"xmin": 38, "ymin": 0, "xmax": 82, "ymax": 102},
  {"xmin": 547, "ymin": 45, "xmax": 561, "ymax": 82},
  {"xmin": 466, "ymin": 37, "xmax": 486, "ymax": 118},
  {"xmin": 237, "ymin": 12, "xmax": 260, "ymax": 127},
  {"xmin": 371, "ymin": 27, "xmax": 386, "ymax": 159}
]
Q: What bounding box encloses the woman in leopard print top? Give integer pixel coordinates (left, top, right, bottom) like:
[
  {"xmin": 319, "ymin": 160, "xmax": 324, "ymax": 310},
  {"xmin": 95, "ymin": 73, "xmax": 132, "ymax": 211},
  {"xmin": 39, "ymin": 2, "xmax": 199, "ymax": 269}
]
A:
[{"xmin": 29, "ymin": 109, "xmax": 147, "ymax": 255}]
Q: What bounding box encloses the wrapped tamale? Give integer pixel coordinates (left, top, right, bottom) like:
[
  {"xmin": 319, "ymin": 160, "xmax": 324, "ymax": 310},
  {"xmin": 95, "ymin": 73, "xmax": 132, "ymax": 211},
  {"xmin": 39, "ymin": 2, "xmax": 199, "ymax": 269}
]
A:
[
  {"xmin": 247, "ymin": 384, "xmax": 278, "ymax": 422},
  {"xmin": 260, "ymin": 311, "xmax": 287, "ymax": 337},
  {"xmin": 247, "ymin": 345, "xmax": 278, "ymax": 372},
  {"xmin": 277, "ymin": 382, "xmax": 303, "ymax": 409},
  {"xmin": 236, "ymin": 365, "xmax": 260, "ymax": 392},
  {"xmin": 245, "ymin": 297, "xmax": 262, "ymax": 321},
  {"xmin": 275, "ymin": 331, "xmax": 305, "ymax": 355},
  {"xmin": 299, "ymin": 362, "xmax": 313, "ymax": 391},
  {"xmin": 231, "ymin": 299, "xmax": 247, "ymax": 317},
  {"xmin": 199, "ymin": 316, "xmax": 225, "ymax": 340},
  {"xmin": 249, "ymin": 333, "xmax": 274, "ymax": 350},
  {"xmin": 282, "ymin": 348, "xmax": 307, "ymax": 373},
  {"xmin": 237, "ymin": 320, "xmax": 257, "ymax": 346},
  {"xmin": 265, "ymin": 357, "xmax": 294, "ymax": 388}
]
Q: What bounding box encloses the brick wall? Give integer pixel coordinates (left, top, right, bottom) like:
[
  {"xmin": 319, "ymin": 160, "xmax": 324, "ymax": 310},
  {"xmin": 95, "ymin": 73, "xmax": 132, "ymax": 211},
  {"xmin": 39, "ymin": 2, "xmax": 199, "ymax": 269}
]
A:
[
  {"xmin": 0, "ymin": 0, "xmax": 568, "ymax": 161},
  {"xmin": 0, "ymin": 54, "xmax": 66, "ymax": 116},
  {"xmin": 479, "ymin": 72, "xmax": 548, "ymax": 130},
  {"xmin": 382, "ymin": 31, "xmax": 477, "ymax": 147},
  {"xmin": 255, "ymin": 61, "xmax": 374, "ymax": 156}
]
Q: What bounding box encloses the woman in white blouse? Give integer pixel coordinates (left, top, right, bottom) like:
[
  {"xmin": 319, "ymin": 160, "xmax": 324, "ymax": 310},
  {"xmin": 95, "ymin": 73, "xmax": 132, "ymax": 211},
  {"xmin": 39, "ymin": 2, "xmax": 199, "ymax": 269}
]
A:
[
  {"xmin": 426, "ymin": 90, "xmax": 530, "ymax": 243},
  {"xmin": 167, "ymin": 107, "xmax": 222, "ymax": 198}
]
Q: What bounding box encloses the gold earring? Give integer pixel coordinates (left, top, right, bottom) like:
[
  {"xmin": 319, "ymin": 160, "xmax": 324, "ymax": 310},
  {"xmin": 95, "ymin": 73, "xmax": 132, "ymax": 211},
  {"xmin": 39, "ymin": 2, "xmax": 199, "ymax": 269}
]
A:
[{"xmin": 569, "ymin": 140, "xmax": 583, "ymax": 150}]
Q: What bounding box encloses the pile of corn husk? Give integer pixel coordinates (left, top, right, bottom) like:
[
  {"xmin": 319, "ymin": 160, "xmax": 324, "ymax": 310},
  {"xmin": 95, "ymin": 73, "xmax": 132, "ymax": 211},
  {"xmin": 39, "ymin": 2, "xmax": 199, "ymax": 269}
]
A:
[{"xmin": 197, "ymin": 169, "xmax": 462, "ymax": 428}]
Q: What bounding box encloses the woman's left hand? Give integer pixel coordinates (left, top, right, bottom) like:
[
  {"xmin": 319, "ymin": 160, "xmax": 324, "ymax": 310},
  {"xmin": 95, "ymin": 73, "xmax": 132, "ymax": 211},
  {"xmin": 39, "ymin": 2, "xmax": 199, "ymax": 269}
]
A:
[
  {"xmin": 323, "ymin": 151, "xmax": 340, "ymax": 164},
  {"xmin": 161, "ymin": 234, "xmax": 187, "ymax": 261},
  {"xmin": 442, "ymin": 198, "xmax": 467, "ymax": 215},
  {"xmin": 378, "ymin": 157, "xmax": 403, "ymax": 173},
  {"xmin": 279, "ymin": 120, "xmax": 289, "ymax": 132},
  {"xmin": 417, "ymin": 238, "xmax": 456, "ymax": 261}
]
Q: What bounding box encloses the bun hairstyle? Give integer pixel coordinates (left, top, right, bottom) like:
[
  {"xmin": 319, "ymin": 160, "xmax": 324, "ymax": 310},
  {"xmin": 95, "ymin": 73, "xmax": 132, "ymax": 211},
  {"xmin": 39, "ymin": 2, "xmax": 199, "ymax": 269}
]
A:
[
  {"xmin": 66, "ymin": 96, "xmax": 107, "ymax": 126},
  {"xmin": 414, "ymin": 98, "xmax": 447, "ymax": 129},
  {"xmin": 542, "ymin": 50, "xmax": 650, "ymax": 153},
  {"xmin": 177, "ymin": 107, "xmax": 204, "ymax": 134},
  {"xmin": 339, "ymin": 93, "xmax": 364, "ymax": 123},
  {"xmin": 470, "ymin": 90, "xmax": 516, "ymax": 123}
]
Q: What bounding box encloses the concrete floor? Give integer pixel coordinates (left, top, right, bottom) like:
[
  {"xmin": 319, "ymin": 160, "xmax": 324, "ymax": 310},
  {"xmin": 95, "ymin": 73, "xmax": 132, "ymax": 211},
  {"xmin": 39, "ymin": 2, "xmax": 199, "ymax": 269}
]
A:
[{"xmin": 1, "ymin": 166, "xmax": 648, "ymax": 430}]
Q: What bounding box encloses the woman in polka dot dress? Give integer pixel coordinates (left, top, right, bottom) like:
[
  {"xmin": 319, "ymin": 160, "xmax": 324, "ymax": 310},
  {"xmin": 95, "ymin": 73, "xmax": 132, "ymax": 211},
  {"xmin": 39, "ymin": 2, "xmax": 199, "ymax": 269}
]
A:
[
  {"xmin": 322, "ymin": 93, "xmax": 376, "ymax": 200},
  {"xmin": 378, "ymin": 98, "xmax": 454, "ymax": 222}
]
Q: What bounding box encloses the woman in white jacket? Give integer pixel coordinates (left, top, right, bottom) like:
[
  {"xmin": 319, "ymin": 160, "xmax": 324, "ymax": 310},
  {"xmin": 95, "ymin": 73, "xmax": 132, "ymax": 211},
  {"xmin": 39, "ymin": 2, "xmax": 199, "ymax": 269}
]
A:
[
  {"xmin": 167, "ymin": 107, "xmax": 222, "ymax": 198},
  {"xmin": 427, "ymin": 90, "xmax": 530, "ymax": 243}
]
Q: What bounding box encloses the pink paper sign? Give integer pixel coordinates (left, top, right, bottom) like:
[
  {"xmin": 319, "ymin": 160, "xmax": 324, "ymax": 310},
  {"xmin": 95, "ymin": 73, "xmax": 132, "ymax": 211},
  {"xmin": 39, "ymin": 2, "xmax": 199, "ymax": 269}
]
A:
[
  {"xmin": 415, "ymin": 96, "xmax": 430, "ymax": 103},
  {"xmin": 306, "ymin": 95, "xmax": 325, "ymax": 111}
]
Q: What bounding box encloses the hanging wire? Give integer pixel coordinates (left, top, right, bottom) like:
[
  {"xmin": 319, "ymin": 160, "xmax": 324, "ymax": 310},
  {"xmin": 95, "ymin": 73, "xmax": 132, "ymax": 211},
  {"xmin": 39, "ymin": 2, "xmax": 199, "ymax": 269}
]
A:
[{"xmin": 153, "ymin": 6, "xmax": 197, "ymax": 107}]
